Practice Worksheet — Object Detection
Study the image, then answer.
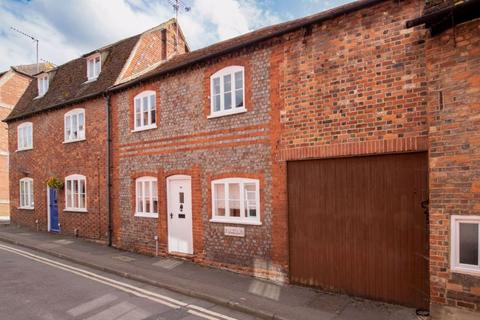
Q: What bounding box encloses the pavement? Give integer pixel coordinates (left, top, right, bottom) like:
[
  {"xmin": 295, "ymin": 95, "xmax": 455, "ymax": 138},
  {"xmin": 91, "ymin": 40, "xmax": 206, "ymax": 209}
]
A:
[{"xmin": 0, "ymin": 225, "xmax": 424, "ymax": 320}]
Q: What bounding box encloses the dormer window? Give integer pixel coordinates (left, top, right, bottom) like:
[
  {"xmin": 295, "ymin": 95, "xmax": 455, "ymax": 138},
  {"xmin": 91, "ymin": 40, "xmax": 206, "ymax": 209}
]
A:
[
  {"xmin": 37, "ymin": 74, "xmax": 49, "ymax": 97},
  {"xmin": 87, "ymin": 54, "xmax": 101, "ymax": 81}
]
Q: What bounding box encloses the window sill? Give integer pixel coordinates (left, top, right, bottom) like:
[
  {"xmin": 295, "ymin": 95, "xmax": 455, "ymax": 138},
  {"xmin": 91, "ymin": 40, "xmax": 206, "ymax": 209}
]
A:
[
  {"xmin": 135, "ymin": 212, "xmax": 159, "ymax": 218},
  {"xmin": 132, "ymin": 125, "xmax": 157, "ymax": 133},
  {"xmin": 84, "ymin": 78, "xmax": 98, "ymax": 84},
  {"xmin": 64, "ymin": 208, "xmax": 88, "ymax": 213},
  {"xmin": 16, "ymin": 148, "xmax": 33, "ymax": 152},
  {"xmin": 63, "ymin": 138, "xmax": 86, "ymax": 144},
  {"xmin": 209, "ymin": 218, "xmax": 261, "ymax": 226},
  {"xmin": 18, "ymin": 207, "xmax": 34, "ymax": 211},
  {"xmin": 451, "ymin": 265, "xmax": 480, "ymax": 276},
  {"xmin": 208, "ymin": 108, "xmax": 247, "ymax": 119}
]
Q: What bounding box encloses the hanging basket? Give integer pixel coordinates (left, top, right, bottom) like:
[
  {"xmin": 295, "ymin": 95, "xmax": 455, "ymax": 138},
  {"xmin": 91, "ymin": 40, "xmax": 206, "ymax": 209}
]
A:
[{"xmin": 47, "ymin": 177, "xmax": 64, "ymax": 190}]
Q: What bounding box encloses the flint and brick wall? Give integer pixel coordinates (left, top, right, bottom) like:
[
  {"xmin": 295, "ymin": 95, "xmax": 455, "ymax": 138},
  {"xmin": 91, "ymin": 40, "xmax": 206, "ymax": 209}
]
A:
[
  {"xmin": 111, "ymin": 46, "xmax": 288, "ymax": 279},
  {"xmin": 427, "ymin": 18, "xmax": 480, "ymax": 311},
  {"xmin": 8, "ymin": 98, "xmax": 108, "ymax": 240}
]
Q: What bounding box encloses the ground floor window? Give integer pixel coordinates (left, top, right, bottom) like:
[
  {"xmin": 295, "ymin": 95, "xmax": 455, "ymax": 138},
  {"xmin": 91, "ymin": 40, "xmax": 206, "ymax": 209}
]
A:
[
  {"xmin": 65, "ymin": 174, "xmax": 87, "ymax": 212},
  {"xmin": 19, "ymin": 178, "xmax": 34, "ymax": 209},
  {"xmin": 451, "ymin": 215, "xmax": 480, "ymax": 274},
  {"xmin": 135, "ymin": 177, "xmax": 158, "ymax": 218},
  {"xmin": 211, "ymin": 178, "xmax": 260, "ymax": 225}
]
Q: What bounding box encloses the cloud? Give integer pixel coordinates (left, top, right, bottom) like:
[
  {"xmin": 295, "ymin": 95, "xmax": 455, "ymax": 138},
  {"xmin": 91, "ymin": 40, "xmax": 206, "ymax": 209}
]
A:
[{"xmin": 0, "ymin": 0, "xmax": 282, "ymax": 71}]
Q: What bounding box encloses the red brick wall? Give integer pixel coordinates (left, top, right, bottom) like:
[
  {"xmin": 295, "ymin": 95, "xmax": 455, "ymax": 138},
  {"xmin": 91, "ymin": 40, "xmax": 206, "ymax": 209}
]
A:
[
  {"xmin": 8, "ymin": 98, "xmax": 108, "ymax": 240},
  {"xmin": 427, "ymin": 19, "xmax": 480, "ymax": 311},
  {"xmin": 120, "ymin": 22, "xmax": 188, "ymax": 82},
  {"xmin": 0, "ymin": 71, "xmax": 31, "ymax": 108},
  {"xmin": 0, "ymin": 71, "xmax": 32, "ymax": 217},
  {"xmin": 279, "ymin": 0, "xmax": 429, "ymax": 161}
]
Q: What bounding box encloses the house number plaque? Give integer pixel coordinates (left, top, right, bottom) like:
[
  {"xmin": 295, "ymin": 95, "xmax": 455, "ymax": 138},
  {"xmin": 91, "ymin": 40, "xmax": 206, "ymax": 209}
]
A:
[{"xmin": 224, "ymin": 226, "xmax": 245, "ymax": 237}]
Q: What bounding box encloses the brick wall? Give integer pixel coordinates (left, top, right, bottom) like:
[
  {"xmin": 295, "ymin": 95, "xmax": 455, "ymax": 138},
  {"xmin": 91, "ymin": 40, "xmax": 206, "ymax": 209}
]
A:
[
  {"xmin": 427, "ymin": 18, "xmax": 480, "ymax": 311},
  {"xmin": 279, "ymin": 0, "xmax": 429, "ymax": 161},
  {"xmin": 0, "ymin": 71, "xmax": 32, "ymax": 217},
  {"xmin": 0, "ymin": 108, "xmax": 11, "ymax": 217},
  {"xmin": 0, "ymin": 71, "xmax": 31, "ymax": 108},
  {"xmin": 111, "ymin": 46, "xmax": 287, "ymax": 280},
  {"xmin": 8, "ymin": 98, "xmax": 108, "ymax": 240},
  {"xmin": 119, "ymin": 21, "xmax": 188, "ymax": 82}
]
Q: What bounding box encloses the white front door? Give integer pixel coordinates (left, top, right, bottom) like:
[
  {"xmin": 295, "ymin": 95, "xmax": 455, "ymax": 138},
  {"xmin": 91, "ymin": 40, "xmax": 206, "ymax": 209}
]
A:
[{"xmin": 166, "ymin": 175, "xmax": 193, "ymax": 254}]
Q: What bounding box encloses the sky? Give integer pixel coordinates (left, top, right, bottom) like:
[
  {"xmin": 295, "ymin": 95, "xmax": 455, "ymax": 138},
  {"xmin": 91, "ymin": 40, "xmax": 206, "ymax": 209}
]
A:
[{"xmin": 0, "ymin": 0, "xmax": 354, "ymax": 71}]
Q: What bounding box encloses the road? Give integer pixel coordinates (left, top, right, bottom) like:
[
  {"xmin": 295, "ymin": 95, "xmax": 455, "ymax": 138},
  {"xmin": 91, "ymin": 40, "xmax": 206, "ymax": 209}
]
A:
[{"xmin": 0, "ymin": 243, "xmax": 258, "ymax": 320}]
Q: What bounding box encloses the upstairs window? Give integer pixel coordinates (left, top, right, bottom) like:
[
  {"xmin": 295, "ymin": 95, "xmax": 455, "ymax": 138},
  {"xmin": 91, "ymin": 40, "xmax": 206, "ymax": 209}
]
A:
[
  {"xmin": 133, "ymin": 91, "xmax": 156, "ymax": 131},
  {"xmin": 451, "ymin": 215, "xmax": 480, "ymax": 275},
  {"xmin": 211, "ymin": 178, "xmax": 260, "ymax": 225},
  {"xmin": 87, "ymin": 54, "xmax": 101, "ymax": 81},
  {"xmin": 19, "ymin": 178, "xmax": 34, "ymax": 209},
  {"xmin": 135, "ymin": 177, "xmax": 158, "ymax": 218},
  {"xmin": 17, "ymin": 122, "xmax": 33, "ymax": 151},
  {"xmin": 37, "ymin": 74, "xmax": 49, "ymax": 96},
  {"xmin": 64, "ymin": 108, "xmax": 86, "ymax": 143},
  {"xmin": 209, "ymin": 66, "xmax": 245, "ymax": 118},
  {"xmin": 65, "ymin": 174, "xmax": 87, "ymax": 212}
]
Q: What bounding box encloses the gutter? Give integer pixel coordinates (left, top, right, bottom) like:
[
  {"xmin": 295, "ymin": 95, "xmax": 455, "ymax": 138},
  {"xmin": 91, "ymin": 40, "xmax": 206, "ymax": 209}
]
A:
[
  {"xmin": 107, "ymin": 0, "xmax": 386, "ymax": 93},
  {"xmin": 4, "ymin": 91, "xmax": 104, "ymax": 123},
  {"xmin": 406, "ymin": 0, "xmax": 480, "ymax": 28},
  {"xmin": 10, "ymin": 67, "xmax": 35, "ymax": 79},
  {"xmin": 105, "ymin": 94, "xmax": 113, "ymax": 247}
]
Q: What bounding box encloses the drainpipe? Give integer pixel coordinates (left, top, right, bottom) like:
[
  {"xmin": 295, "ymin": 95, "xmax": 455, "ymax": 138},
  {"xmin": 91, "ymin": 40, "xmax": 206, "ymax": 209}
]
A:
[{"xmin": 105, "ymin": 94, "xmax": 113, "ymax": 247}]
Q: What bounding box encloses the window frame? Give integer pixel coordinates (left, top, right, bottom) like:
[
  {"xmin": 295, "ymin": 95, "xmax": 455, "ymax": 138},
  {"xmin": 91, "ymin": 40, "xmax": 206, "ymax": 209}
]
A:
[
  {"xmin": 135, "ymin": 176, "xmax": 159, "ymax": 218},
  {"xmin": 37, "ymin": 73, "xmax": 49, "ymax": 97},
  {"xmin": 208, "ymin": 66, "xmax": 246, "ymax": 118},
  {"xmin": 17, "ymin": 122, "xmax": 33, "ymax": 151},
  {"xmin": 64, "ymin": 108, "xmax": 86, "ymax": 143},
  {"xmin": 451, "ymin": 215, "xmax": 480, "ymax": 275},
  {"xmin": 64, "ymin": 174, "xmax": 87, "ymax": 212},
  {"xmin": 19, "ymin": 178, "xmax": 34, "ymax": 210},
  {"xmin": 86, "ymin": 54, "xmax": 101, "ymax": 81},
  {"xmin": 210, "ymin": 177, "xmax": 261, "ymax": 225},
  {"xmin": 133, "ymin": 90, "xmax": 157, "ymax": 132}
]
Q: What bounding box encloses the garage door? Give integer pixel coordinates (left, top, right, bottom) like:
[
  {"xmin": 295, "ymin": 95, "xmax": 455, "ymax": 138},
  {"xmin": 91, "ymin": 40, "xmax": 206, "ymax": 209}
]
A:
[{"xmin": 287, "ymin": 152, "xmax": 429, "ymax": 309}]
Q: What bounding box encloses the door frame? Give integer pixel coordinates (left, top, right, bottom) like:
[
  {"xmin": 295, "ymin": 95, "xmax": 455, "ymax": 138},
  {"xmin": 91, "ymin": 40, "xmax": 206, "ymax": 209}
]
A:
[
  {"xmin": 166, "ymin": 174, "xmax": 193, "ymax": 254},
  {"xmin": 47, "ymin": 185, "xmax": 51, "ymax": 232},
  {"xmin": 47, "ymin": 185, "xmax": 59, "ymax": 232}
]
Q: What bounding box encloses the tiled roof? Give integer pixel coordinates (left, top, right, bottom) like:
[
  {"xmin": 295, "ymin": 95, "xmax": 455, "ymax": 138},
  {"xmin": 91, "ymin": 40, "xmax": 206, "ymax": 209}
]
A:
[
  {"xmin": 110, "ymin": 0, "xmax": 386, "ymax": 92},
  {"xmin": 5, "ymin": 0, "xmax": 387, "ymax": 122},
  {"xmin": 5, "ymin": 34, "xmax": 140, "ymax": 122},
  {"xmin": 12, "ymin": 63, "xmax": 54, "ymax": 77}
]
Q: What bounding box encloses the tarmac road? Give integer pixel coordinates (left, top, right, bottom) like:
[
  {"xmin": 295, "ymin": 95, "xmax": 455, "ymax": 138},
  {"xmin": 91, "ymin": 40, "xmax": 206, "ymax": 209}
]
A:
[{"xmin": 0, "ymin": 243, "xmax": 258, "ymax": 320}]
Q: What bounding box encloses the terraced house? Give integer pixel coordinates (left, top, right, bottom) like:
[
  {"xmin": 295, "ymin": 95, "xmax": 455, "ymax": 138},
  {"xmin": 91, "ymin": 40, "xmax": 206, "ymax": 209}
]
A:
[{"xmin": 5, "ymin": 0, "xmax": 480, "ymax": 318}]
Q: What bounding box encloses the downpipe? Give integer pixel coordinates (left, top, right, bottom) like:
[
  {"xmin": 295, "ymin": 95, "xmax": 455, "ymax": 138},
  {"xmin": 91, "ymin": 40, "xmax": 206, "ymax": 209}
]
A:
[{"xmin": 105, "ymin": 94, "xmax": 113, "ymax": 247}]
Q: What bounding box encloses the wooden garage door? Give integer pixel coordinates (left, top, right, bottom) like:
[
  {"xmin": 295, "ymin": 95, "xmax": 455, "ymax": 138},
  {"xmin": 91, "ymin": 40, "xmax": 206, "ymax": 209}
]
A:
[{"xmin": 288, "ymin": 153, "xmax": 429, "ymax": 309}]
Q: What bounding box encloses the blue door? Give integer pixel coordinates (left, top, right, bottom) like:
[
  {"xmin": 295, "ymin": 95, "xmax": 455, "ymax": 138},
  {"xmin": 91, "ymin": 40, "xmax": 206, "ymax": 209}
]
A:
[{"xmin": 49, "ymin": 188, "xmax": 59, "ymax": 232}]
